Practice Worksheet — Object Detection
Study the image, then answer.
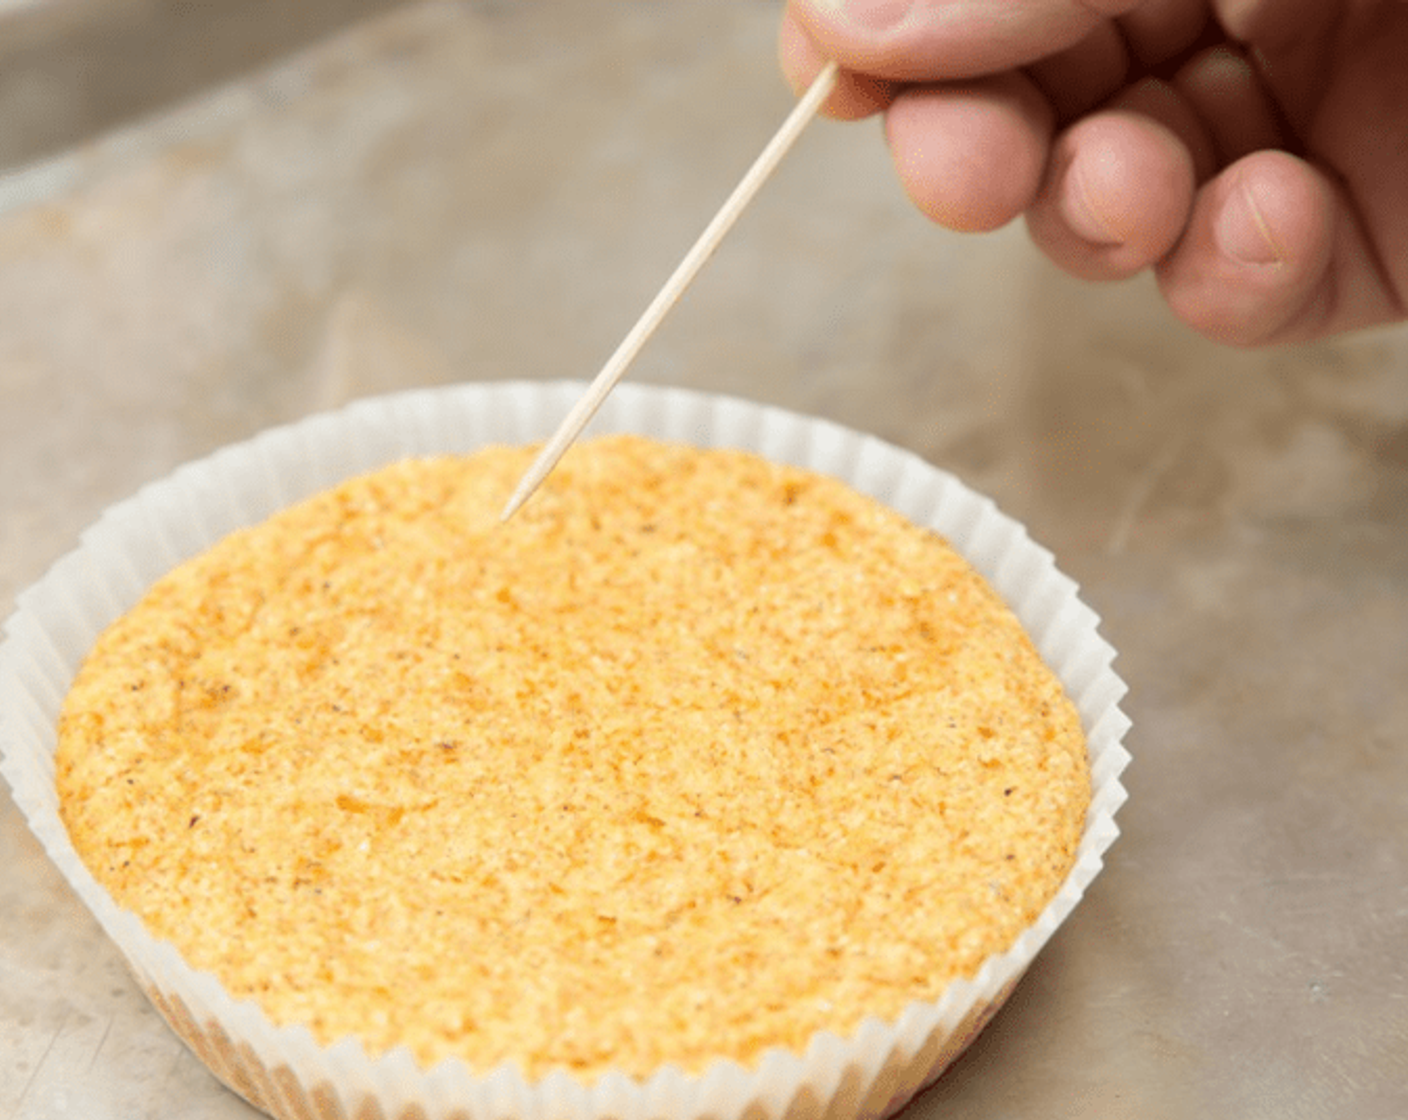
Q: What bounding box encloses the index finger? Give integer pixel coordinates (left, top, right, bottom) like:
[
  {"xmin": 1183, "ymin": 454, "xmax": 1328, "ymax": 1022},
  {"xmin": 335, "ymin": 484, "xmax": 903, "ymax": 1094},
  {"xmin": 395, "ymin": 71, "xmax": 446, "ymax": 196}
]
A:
[
  {"xmin": 780, "ymin": 8, "xmax": 897, "ymax": 119},
  {"xmin": 786, "ymin": 0, "xmax": 1145, "ymax": 82}
]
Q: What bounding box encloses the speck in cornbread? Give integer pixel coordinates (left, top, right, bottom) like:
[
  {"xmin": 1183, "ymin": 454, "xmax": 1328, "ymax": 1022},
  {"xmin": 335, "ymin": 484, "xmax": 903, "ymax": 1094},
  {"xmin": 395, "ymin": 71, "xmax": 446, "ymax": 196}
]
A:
[{"xmin": 56, "ymin": 434, "xmax": 1089, "ymax": 1080}]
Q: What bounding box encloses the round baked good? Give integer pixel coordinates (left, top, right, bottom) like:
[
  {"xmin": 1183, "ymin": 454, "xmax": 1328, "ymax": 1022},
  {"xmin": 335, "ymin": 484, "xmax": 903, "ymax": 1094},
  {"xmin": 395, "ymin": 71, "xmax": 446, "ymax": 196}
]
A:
[{"xmin": 56, "ymin": 433, "xmax": 1089, "ymax": 1081}]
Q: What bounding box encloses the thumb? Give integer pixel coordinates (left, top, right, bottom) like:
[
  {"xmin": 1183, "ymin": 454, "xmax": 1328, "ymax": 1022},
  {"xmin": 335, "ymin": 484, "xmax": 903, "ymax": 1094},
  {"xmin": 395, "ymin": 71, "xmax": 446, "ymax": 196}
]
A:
[{"xmin": 787, "ymin": 0, "xmax": 1144, "ymax": 81}]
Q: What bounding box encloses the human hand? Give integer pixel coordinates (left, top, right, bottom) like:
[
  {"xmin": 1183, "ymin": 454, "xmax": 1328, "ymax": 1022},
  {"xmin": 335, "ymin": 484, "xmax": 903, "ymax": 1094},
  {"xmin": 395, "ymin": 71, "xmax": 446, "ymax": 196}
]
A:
[{"xmin": 779, "ymin": 0, "xmax": 1408, "ymax": 346}]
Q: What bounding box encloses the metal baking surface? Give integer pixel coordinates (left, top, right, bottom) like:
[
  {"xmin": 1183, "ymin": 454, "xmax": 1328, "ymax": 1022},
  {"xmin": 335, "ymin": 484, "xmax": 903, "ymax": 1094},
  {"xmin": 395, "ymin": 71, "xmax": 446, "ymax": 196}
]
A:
[{"xmin": 2, "ymin": 2, "xmax": 1406, "ymax": 1118}]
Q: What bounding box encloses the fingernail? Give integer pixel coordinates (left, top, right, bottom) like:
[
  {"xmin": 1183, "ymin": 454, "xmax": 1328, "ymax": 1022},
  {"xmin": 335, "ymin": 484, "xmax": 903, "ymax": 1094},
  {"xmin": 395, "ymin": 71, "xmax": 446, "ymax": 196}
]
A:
[
  {"xmin": 839, "ymin": 0, "xmax": 913, "ymax": 31},
  {"xmin": 1216, "ymin": 181, "xmax": 1282, "ymax": 265},
  {"xmin": 1059, "ymin": 157, "xmax": 1122, "ymax": 246}
]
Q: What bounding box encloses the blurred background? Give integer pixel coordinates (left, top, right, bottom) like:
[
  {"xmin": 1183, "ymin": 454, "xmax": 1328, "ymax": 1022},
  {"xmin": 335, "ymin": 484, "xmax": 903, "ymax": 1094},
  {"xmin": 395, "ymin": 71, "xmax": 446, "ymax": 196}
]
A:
[
  {"xmin": 2, "ymin": 2, "xmax": 1406, "ymax": 1118},
  {"xmin": 0, "ymin": 0, "xmax": 406, "ymax": 170}
]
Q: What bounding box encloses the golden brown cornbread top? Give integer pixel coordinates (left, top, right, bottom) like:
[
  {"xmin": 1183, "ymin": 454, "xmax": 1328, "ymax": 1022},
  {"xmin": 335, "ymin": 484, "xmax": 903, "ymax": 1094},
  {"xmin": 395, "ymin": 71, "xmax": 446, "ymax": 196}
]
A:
[{"xmin": 56, "ymin": 434, "xmax": 1088, "ymax": 1080}]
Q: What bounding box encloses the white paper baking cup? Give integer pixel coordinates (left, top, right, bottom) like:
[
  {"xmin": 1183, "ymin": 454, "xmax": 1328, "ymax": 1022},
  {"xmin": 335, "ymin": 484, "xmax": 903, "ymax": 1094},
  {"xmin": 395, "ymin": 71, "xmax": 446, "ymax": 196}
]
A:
[{"xmin": 1, "ymin": 381, "xmax": 1130, "ymax": 1120}]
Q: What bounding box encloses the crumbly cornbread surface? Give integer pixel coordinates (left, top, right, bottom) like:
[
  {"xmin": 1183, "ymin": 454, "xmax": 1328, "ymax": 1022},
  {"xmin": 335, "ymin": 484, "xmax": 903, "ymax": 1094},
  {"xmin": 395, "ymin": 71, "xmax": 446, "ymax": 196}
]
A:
[{"xmin": 57, "ymin": 434, "xmax": 1088, "ymax": 1079}]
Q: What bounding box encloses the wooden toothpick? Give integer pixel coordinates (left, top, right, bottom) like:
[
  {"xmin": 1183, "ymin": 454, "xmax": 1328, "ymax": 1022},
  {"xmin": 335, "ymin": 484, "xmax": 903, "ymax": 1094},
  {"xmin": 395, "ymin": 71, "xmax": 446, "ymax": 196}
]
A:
[{"xmin": 500, "ymin": 61, "xmax": 840, "ymax": 521}]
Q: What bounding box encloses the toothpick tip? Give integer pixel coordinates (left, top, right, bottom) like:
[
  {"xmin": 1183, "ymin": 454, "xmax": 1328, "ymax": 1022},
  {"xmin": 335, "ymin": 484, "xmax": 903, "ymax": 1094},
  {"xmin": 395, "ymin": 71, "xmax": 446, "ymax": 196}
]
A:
[{"xmin": 499, "ymin": 477, "xmax": 536, "ymax": 523}]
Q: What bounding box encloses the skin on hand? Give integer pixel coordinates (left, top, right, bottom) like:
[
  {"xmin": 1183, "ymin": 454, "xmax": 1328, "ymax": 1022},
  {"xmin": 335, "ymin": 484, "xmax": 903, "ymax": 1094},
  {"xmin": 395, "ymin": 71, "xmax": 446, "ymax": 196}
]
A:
[{"xmin": 779, "ymin": 0, "xmax": 1408, "ymax": 345}]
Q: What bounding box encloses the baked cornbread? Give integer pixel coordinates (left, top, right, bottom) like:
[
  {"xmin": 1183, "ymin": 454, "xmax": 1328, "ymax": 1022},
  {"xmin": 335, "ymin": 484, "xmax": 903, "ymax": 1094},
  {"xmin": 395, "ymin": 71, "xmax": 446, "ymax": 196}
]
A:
[{"xmin": 56, "ymin": 434, "xmax": 1089, "ymax": 1080}]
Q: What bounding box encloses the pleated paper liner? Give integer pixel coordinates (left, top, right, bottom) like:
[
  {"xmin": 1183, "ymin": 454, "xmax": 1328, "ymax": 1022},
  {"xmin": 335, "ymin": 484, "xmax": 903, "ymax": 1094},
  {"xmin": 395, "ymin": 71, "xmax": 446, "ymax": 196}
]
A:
[{"xmin": 1, "ymin": 381, "xmax": 1131, "ymax": 1120}]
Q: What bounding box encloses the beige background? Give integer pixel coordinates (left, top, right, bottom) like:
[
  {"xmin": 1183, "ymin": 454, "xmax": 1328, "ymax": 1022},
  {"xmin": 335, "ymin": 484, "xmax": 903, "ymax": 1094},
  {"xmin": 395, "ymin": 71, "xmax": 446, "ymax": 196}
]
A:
[{"xmin": 2, "ymin": 2, "xmax": 1406, "ymax": 1118}]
